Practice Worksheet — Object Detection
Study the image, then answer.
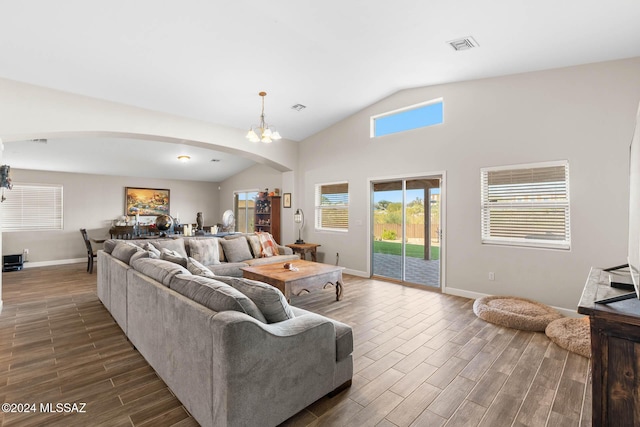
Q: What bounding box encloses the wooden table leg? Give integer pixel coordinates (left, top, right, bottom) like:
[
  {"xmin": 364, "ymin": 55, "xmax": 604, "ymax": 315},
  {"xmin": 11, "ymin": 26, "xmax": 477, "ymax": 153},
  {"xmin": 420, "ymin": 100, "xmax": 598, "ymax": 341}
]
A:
[{"xmin": 336, "ymin": 280, "xmax": 343, "ymax": 301}]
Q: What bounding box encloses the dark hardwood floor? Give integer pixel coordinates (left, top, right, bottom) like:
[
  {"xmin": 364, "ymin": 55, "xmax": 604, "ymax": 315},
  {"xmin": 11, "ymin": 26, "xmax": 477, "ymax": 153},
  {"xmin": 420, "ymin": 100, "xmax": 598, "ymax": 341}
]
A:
[{"xmin": 0, "ymin": 263, "xmax": 591, "ymax": 426}]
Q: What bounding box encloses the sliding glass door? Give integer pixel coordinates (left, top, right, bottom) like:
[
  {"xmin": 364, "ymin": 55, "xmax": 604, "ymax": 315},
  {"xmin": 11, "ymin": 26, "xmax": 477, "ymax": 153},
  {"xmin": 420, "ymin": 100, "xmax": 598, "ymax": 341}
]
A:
[{"xmin": 372, "ymin": 177, "xmax": 441, "ymax": 287}]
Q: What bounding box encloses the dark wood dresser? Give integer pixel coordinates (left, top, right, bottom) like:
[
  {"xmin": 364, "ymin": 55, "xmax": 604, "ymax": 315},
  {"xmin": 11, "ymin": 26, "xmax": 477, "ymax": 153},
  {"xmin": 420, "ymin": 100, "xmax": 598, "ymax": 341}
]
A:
[{"xmin": 578, "ymin": 267, "xmax": 640, "ymax": 426}]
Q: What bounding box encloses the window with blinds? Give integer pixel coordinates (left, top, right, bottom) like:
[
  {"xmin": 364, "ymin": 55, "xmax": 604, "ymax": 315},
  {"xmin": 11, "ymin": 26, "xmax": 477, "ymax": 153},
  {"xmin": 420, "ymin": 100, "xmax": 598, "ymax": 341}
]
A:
[
  {"xmin": 1, "ymin": 183, "xmax": 64, "ymax": 231},
  {"xmin": 315, "ymin": 182, "xmax": 349, "ymax": 232},
  {"xmin": 480, "ymin": 161, "xmax": 570, "ymax": 250}
]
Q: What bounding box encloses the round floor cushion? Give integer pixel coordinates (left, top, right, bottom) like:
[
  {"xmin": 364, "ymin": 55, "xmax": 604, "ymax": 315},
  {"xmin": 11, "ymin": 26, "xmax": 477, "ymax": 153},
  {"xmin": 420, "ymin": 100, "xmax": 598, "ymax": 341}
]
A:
[
  {"xmin": 473, "ymin": 296, "xmax": 563, "ymax": 331},
  {"xmin": 545, "ymin": 317, "xmax": 591, "ymax": 358}
]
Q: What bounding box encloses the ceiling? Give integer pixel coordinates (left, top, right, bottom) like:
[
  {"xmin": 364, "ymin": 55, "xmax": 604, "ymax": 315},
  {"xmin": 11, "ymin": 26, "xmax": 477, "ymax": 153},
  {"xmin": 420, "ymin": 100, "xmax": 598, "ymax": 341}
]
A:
[{"xmin": 2, "ymin": 0, "xmax": 640, "ymax": 181}]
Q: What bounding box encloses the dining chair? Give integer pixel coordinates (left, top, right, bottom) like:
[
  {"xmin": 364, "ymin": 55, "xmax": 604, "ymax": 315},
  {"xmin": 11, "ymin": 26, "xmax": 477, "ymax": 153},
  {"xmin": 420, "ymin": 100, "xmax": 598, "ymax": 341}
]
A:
[{"xmin": 80, "ymin": 228, "xmax": 97, "ymax": 273}]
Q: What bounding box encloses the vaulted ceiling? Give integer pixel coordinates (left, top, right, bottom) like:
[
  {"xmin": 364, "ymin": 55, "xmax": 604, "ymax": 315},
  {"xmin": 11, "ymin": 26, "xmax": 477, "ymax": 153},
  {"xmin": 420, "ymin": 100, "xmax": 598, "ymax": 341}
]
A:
[{"xmin": 2, "ymin": 1, "xmax": 640, "ymax": 180}]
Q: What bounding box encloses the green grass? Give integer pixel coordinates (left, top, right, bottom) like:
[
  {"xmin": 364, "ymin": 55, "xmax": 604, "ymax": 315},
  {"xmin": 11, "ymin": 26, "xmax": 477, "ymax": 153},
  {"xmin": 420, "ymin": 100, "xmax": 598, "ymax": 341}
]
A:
[{"xmin": 373, "ymin": 241, "xmax": 440, "ymax": 260}]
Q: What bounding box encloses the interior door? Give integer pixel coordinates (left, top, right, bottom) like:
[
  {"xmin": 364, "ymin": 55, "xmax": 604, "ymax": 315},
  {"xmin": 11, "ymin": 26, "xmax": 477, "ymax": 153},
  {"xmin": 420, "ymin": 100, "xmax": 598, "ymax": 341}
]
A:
[{"xmin": 372, "ymin": 177, "xmax": 441, "ymax": 288}]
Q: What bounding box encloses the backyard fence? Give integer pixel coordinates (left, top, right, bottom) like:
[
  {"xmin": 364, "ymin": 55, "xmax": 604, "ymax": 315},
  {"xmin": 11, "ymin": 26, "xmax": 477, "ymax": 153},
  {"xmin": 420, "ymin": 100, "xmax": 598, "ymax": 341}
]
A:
[{"xmin": 373, "ymin": 223, "xmax": 440, "ymax": 242}]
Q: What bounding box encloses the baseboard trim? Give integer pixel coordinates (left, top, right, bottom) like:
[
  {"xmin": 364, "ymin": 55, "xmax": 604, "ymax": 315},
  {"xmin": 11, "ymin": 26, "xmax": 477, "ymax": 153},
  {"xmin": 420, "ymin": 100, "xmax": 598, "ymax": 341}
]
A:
[
  {"xmin": 444, "ymin": 287, "xmax": 583, "ymax": 318},
  {"xmin": 342, "ymin": 268, "xmax": 368, "ymax": 278},
  {"xmin": 23, "ymin": 258, "xmax": 85, "ymax": 269}
]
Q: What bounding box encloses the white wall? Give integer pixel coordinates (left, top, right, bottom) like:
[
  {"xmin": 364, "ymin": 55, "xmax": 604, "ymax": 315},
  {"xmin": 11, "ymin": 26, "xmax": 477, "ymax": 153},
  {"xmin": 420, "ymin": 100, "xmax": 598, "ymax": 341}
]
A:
[
  {"xmin": 298, "ymin": 57, "xmax": 640, "ymax": 310},
  {"xmin": 3, "ymin": 169, "xmax": 219, "ymax": 264}
]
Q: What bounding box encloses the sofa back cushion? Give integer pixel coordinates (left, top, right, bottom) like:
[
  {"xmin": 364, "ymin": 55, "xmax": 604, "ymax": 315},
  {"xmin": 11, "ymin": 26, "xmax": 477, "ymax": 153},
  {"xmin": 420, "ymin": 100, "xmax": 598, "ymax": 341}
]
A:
[
  {"xmin": 112, "ymin": 242, "xmax": 144, "ymax": 264},
  {"xmin": 246, "ymin": 234, "xmax": 262, "ymax": 258},
  {"xmin": 219, "ymin": 237, "xmax": 253, "ymax": 263},
  {"xmin": 160, "ymin": 248, "xmax": 188, "ymax": 267},
  {"xmin": 131, "ymin": 258, "xmax": 191, "ymax": 287},
  {"xmin": 170, "ymin": 275, "xmax": 267, "ymax": 323},
  {"xmin": 148, "ymin": 239, "xmax": 188, "ymax": 258},
  {"xmin": 188, "ymin": 238, "xmax": 221, "ymax": 266},
  {"xmin": 104, "ymin": 239, "xmax": 122, "ymax": 254},
  {"xmin": 212, "ymin": 276, "xmax": 295, "ymax": 323},
  {"xmin": 187, "ymin": 257, "xmax": 216, "ymax": 278}
]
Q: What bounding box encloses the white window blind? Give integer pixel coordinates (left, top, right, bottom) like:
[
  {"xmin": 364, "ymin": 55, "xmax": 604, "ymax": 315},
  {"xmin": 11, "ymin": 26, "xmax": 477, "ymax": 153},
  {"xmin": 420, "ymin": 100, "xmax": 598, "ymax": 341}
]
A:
[
  {"xmin": 1, "ymin": 183, "xmax": 63, "ymax": 231},
  {"xmin": 315, "ymin": 182, "xmax": 349, "ymax": 232},
  {"xmin": 481, "ymin": 161, "xmax": 570, "ymax": 250}
]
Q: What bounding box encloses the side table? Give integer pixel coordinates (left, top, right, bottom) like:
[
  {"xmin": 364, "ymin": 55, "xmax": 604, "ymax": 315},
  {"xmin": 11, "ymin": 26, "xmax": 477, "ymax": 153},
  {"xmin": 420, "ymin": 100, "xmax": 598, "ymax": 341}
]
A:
[{"xmin": 286, "ymin": 243, "xmax": 321, "ymax": 262}]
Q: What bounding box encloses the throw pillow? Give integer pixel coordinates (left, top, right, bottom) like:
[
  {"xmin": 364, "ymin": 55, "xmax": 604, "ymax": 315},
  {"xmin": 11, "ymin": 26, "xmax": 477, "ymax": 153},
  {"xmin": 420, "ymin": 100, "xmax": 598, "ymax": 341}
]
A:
[
  {"xmin": 247, "ymin": 234, "xmax": 263, "ymax": 258},
  {"xmin": 160, "ymin": 248, "xmax": 188, "ymax": 268},
  {"xmin": 144, "ymin": 242, "xmax": 161, "ymax": 258},
  {"xmin": 130, "ymin": 250, "xmax": 152, "ymax": 264},
  {"xmin": 112, "ymin": 242, "xmax": 144, "ymax": 264},
  {"xmin": 256, "ymin": 232, "xmax": 278, "ymax": 257},
  {"xmin": 213, "ymin": 276, "xmax": 295, "ymax": 323},
  {"xmin": 219, "ymin": 237, "xmax": 253, "ymax": 263},
  {"xmin": 187, "ymin": 257, "xmax": 216, "ymax": 278},
  {"xmin": 188, "ymin": 238, "xmax": 221, "ymax": 266}
]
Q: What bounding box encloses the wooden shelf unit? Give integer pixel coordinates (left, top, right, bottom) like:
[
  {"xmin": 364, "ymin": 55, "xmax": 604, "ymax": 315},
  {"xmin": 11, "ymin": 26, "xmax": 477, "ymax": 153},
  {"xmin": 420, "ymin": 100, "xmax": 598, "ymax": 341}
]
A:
[
  {"xmin": 578, "ymin": 267, "xmax": 640, "ymax": 427},
  {"xmin": 254, "ymin": 195, "xmax": 281, "ymax": 243}
]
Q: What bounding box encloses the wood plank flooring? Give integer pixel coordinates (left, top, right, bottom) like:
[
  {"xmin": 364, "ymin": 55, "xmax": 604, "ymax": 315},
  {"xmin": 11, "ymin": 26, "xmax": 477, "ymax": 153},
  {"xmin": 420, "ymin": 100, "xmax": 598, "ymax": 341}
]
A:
[{"xmin": 0, "ymin": 263, "xmax": 591, "ymax": 426}]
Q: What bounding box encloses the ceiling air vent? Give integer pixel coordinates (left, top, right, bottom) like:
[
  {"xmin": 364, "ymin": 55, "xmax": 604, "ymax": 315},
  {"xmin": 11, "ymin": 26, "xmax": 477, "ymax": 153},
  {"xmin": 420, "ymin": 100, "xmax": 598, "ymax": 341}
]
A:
[
  {"xmin": 291, "ymin": 104, "xmax": 306, "ymax": 112},
  {"xmin": 447, "ymin": 36, "xmax": 479, "ymax": 51}
]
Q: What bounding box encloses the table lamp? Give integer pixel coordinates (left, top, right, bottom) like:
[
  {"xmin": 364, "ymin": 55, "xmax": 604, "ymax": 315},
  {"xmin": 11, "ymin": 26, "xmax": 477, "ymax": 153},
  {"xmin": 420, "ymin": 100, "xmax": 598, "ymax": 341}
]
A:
[{"xmin": 294, "ymin": 208, "xmax": 305, "ymax": 244}]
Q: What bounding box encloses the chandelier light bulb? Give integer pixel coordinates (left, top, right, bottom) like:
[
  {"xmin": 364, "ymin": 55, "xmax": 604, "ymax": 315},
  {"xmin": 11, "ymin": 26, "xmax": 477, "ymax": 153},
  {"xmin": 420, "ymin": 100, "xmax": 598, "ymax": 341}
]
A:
[{"xmin": 246, "ymin": 91, "xmax": 281, "ymax": 143}]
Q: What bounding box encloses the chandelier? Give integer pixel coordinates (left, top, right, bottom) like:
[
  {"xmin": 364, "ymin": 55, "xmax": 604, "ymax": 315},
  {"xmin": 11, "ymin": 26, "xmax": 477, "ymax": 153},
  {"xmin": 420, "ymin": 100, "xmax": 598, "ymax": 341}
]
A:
[{"xmin": 246, "ymin": 91, "xmax": 282, "ymax": 143}]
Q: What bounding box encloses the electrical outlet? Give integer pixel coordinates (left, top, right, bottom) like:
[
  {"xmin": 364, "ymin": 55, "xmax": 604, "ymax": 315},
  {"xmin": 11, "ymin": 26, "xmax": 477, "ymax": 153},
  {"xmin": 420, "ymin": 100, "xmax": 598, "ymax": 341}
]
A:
[
  {"xmin": 488, "ymin": 272, "xmax": 495, "ymax": 281},
  {"xmin": 23, "ymin": 248, "xmax": 29, "ymax": 255}
]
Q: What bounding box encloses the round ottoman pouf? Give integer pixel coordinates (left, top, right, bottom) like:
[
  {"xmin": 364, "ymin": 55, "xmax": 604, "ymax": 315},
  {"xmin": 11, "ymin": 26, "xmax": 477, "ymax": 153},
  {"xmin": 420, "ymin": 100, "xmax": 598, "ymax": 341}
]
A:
[
  {"xmin": 545, "ymin": 317, "xmax": 591, "ymax": 358},
  {"xmin": 473, "ymin": 295, "xmax": 563, "ymax": 331}
]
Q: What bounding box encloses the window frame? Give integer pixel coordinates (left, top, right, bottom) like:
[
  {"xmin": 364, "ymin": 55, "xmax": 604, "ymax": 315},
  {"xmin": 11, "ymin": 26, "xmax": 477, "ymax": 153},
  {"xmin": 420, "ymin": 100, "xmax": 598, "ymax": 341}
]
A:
[
  {"xmin": 480, "ymin": 160, "xmax": 571, "ymax": 250},
  {"xmin": 1, "ymin": 183, "xmax": 64, "ymax": 232},
  {"xmin": 315, "ymin": 181, "xmax": 349, "ymax": 233},
  {"xmin": 370, "ymin": 97, "xmax": 443, "ymax": 138}
]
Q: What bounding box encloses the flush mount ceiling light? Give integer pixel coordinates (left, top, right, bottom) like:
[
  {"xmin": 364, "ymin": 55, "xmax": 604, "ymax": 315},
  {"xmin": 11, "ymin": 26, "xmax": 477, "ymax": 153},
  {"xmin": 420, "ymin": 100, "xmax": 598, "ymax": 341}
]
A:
[
  {"xmin": 246, "ymin": 91, "xmax": 282, "ymax": 143},
  {"xmin": 177, "ymin": 155, "xmax": 191, "ymax": 162},
  {"xmin": 447, "ymin": 36, "xmax": 479, "ymax": 51}
]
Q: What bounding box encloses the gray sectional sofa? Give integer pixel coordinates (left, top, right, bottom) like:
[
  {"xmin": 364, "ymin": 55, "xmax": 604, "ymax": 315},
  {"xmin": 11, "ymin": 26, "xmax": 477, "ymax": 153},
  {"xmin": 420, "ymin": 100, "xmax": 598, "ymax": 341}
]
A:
[{"xmin": 97, "ymin": 235, "xmax": 353, "ymax": 427}]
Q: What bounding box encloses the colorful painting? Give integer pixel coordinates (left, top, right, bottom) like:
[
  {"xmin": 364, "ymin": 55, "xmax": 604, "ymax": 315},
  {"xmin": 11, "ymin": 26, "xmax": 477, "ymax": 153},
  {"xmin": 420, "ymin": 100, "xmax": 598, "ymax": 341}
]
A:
[{"xmin": 125, "ymin": 187, "xmax": 170, "ymax": 216}]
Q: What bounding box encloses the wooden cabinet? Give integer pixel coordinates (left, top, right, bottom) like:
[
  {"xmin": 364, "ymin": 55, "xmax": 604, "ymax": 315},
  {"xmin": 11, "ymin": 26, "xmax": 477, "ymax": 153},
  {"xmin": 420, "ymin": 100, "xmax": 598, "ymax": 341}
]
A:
[
  {"xmin": 254, "ymin": 195, "xmax": 281, "ymax": 243},
  {"xmin": 578, "ymin": 267, "xmax": 640, "ymax": 427}
]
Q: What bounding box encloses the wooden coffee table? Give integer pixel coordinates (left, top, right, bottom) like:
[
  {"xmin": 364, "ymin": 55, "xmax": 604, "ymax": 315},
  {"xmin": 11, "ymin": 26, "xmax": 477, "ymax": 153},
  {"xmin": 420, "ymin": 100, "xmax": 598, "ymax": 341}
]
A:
[{"xmin": 241, "ymin": 259, "xmax": 344, "ymax": 301}]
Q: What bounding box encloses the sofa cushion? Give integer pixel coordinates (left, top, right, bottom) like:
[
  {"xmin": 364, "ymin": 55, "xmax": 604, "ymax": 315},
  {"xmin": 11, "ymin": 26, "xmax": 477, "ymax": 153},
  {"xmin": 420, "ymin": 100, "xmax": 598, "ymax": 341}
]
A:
[
  {"xmin": 112, "ymin": 242, "xmax": 144, "ymax": 264},
  {"xmin": 213, "ymin": 276, "xmax": 295, "ymax": 323},
  {"xmin": 131, "ymin": 258, "xmax": 191, "ymax": 287},
  {"xmin": 148, "ymin": 238, "xmax": 189, "ymax": 258},
  {"xmin": 256, "ymin": 232, "xmax": 278, "ymax": 257},
  {"xmin": 103, "ymin": 239, "xmax": 121, "ymax": 254},
  {"xmin": 244, "ymin": 254, "xmax": 300, "ymax": 267},
  {"xmin": 220, "ymin": 237, "xmax": 253, "ymax": 263},
  {"xmin": 160, "ymin": 248, "xmax": 188, "ymax": 268},
  {"xmin": 130, "ymin": 249, "xmax": 155, "ymax": 264},
  {"xmin": 207, "ymin": 263, "xmax": 248, "ymax": 277},
  {"xmin": 290, "ymin": 306, "xmax": 353, "ymax": 361},
  {"xmin": 246, "ymin": 234, "xmax": 262, "ymax": 258},
  {"xmin": 170, "ymin": 274, "xmax": 267, "ymax": 323},
  {"xmin": 188, "ymin": 238, "xmax": 221, "ymax": 266},
  {"xmin": 144, "ymin": 242, "xmax": 161, "ymax": 257},
  {"xmin": 187, "ymin": 257, "xmax": 215, "ymax": 278}
]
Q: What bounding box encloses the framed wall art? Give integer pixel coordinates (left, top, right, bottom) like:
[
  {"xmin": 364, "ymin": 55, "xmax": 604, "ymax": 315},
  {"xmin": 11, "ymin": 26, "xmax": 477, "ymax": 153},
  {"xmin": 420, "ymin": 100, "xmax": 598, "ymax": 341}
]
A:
[
  {"xmin": 125, "ymin": 187, "xmax": 170, "ymax": 216},
  {"xmin": 283, "ymin": 193, "xmax": 291, "ymax": 208}
]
